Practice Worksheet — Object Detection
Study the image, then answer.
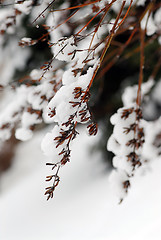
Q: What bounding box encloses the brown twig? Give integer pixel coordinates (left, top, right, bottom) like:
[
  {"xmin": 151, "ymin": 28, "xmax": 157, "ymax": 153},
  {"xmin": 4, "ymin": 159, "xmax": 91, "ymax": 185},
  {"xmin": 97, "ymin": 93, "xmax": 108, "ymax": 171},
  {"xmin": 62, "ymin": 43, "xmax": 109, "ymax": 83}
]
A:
[{"xmin": 136, "ymin": 27, "xmax": 145, "ymax": 106}]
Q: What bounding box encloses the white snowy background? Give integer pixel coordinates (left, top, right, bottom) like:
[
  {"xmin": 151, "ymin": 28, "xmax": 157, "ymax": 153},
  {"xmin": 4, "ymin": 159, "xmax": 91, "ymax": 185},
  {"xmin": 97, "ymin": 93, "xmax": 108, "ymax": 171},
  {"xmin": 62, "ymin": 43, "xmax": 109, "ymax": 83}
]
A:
[
  {"xmin": 0, "ymin": 1, "xmax": 161, "ymax": 239},
  {"xmin": 0, "ymin": 126, "xmax": 161, "ymax": 240}
]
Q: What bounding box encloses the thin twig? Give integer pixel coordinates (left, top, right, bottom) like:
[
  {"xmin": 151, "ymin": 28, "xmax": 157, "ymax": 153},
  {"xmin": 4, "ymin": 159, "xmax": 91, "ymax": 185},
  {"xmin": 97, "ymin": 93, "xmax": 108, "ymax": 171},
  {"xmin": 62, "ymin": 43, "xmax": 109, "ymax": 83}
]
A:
[
  {"xmin": 32, "ymin": 0, "xmax": 56, "ymax": 24},
  {"xmin": 50, "ymin": 0, "xmax": 100, "ymax": 12},
  {"xmin": 87, "ymin": 0, "xmax": 128, "ymax": 90}
]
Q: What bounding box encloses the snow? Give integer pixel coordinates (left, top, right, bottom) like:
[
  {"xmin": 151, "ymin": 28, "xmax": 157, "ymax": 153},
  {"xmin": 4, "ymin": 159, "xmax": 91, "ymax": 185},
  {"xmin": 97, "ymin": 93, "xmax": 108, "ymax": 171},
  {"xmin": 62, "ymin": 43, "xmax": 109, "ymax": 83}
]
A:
[
  {"xmin": 141, "ymin": 12, "xmax": 157, "ymax": 36},
  {"xmin": 0, "ymin": 38, "xmax": 30, "ymax": 85},
  {"xmin": 136, "ymin": 0, "xmax": 146, "ymax": 6},
  {"xmin": 107, "ymin": 78, "xmax": 157, "ymax": 196},
  {"xmin": 46, "ymin": 62, "xmax": 98, "ymax": 125},
  {"xmin": 0, "ymin": 8, "xmax": 15, "ymax": 35},
  {"xmin": 30, "ymin": 69, "xmax": 43, "ymax": 80},
  {"xmin": 41, "ymin": 125, "xmax": 62, "ymax": 160},
  {"xmin": 15, "ymin": 128, "xmax": 33, "ymax": 141},
  {"xmin": 142, "ymin": 117, "xmax": 161, "ymax": 161},
  {"xmin": 0, "ymin": 128, "xmax": 161, "ymax": 240},
  {"xmin": 53, "ymin": 36, "xmax": 77, "ymax": 62},
  {"xmin": 14, "ymin": 0, "xmax": 33, "ymax": 15},
  {"xmin": 46, "ymin": 2, "xmax": 70, "ymax": 45},
  {"xmin": 154, "ymin": 8, "xmax": 161, "ymax": 27},
  {"xmin": 122, "ymin": 79, "xmax": 154, "ymax": 107},
  {"xmin": 0, "ymin": 1, "xmax": 161, "ymax": 238},
  {"xmin": 0, "ymin": 86, "xmax": 30, "ymax": 141},
  {"xmin": 152, "ymin": 79, "xmax": 161, "ymax": 104}
]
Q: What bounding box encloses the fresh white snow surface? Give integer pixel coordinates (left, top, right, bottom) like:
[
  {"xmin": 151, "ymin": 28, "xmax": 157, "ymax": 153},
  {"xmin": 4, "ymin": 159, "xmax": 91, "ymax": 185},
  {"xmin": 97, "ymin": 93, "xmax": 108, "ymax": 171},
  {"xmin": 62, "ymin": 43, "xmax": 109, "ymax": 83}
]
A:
[{"xmin": 0, "ymin": 127, "xmax": 161, "ymax": 240}]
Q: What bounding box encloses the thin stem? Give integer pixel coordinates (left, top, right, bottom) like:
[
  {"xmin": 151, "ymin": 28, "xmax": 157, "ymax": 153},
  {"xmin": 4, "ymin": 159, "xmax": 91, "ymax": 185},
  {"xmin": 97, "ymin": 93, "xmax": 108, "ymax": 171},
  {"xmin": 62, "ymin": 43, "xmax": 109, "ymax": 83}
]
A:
[
  {"xmin": 37, "ymin": 9, "xmax": 79, "ymax": 42},
  {"xmin": 75, "ymin": 6, "xmax": 106, "ymax": 36},
  {"xmin": 136, "ymin": 27, "xmax": 145, "ymax": 106},
  {"xmin": 88, "ymin": 0, "xmax": 127, "ymax": 90},
  {"xmin": 116, "ymin": 0, "xmax": 134, "ymax": 29},
  {"xmin": 52, "ymin": 9, "xmax": 79, "ymax": 31},
  {"xmin": 51, "ymin": 0, "xmax": 101, "ymax": 12},
  {"xmin": 98, "ymin": 27, "xmax": 137, "ymax": 78},
  {"xmin": 88, "ymin": 0, "xmax": 117, "ymax": 52},
  {"xmin": 32, "ymin": 0, "xmax": 56, "ymax": 24}
]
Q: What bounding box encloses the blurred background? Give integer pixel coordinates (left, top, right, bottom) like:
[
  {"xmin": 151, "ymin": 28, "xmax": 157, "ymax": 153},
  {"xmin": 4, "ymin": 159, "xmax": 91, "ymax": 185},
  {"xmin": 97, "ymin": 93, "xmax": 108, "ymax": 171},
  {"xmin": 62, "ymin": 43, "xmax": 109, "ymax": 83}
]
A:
[{"xmin": 0, "ymin": 0, "xmax": 161, "ymax": 239}]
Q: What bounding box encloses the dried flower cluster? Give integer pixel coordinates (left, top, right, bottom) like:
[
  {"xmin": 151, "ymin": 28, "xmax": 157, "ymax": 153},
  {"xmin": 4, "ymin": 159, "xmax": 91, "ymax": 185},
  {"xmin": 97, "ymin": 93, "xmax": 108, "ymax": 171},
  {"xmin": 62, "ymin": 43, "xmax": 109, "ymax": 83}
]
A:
[
  {"xmin": 107, "ymin": 79, "xmax": 161, "ymax": 201},
  {"xmin": 108, "ymin": 106, "xmax": 145, "ymax": 200},
  {"xmin": 0, "ymin": 0, "xmax": 161, "ymax": 201}
]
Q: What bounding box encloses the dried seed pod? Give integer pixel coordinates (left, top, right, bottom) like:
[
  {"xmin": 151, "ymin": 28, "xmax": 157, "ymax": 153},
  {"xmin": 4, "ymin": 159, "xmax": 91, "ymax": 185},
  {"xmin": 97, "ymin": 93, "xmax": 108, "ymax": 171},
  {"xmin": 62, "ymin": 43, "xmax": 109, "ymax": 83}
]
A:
[
  {"xmin": 87, "ymin": 122, "xmax": 98, "ymax": 136},
  {"xmin": 121, "ymin": 108, "xmax": 134, "ymax": 120},
  {"xmin": 48, "ymin": 108, "xmax": 56, "ymax": 118},
  {"xmin": 123, "ymin": 180, "xmax": 130, "ymax": 192},
  {"xmin": 123, "ymin": 123, "xmax": 137, "ymax": 134}
]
